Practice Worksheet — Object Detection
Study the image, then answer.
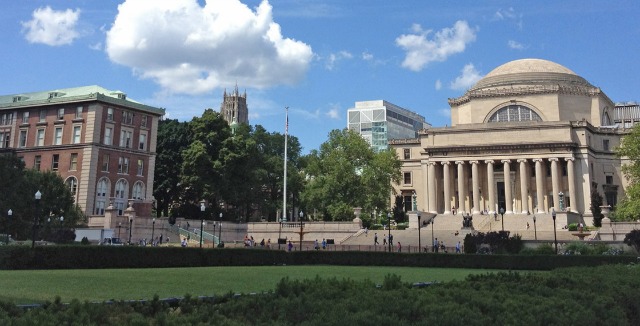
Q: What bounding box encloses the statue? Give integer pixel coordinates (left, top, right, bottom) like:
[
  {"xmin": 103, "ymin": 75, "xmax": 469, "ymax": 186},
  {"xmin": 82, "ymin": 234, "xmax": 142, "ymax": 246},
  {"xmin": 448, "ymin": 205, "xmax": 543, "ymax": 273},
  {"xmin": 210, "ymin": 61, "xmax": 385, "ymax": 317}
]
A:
[
  {"xmin": 462, "ymin": 214, "xmax": 473, "ymax": 228},
  {"xmin": 412, "ymin": 192, "xmax": 417, "ymax": 211}
]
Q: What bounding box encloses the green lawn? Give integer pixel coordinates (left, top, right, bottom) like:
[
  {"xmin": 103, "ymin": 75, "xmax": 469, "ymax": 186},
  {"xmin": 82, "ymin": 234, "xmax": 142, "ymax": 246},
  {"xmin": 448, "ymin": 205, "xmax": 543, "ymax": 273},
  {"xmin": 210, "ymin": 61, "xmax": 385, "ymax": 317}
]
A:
[{"xmin": 0, "ymin": 266, "xmax": 504, "ymax": 304}]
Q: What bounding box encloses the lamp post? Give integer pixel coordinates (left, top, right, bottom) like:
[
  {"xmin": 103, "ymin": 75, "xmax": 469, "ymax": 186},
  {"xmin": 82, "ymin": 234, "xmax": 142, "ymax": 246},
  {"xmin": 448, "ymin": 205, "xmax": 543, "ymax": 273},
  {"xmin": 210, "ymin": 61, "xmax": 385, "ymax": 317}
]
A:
[
  {"xmin": 117, "ymin": 222, "xmax": 122, "ymax": 239},
  {"xmin": 417, "ymin": 213, "xmax": 422, "ymax": 253},
  {"xmin": 387, "ymin": 212, "xmax": 392, "ymax": 253},
  {"xmin": 499, "ymin": 207, "xmax": 505, "ymax": 232},
  {"xmin": 32, "ymin": 190, "xmax": 41, "ymax": 248},
  {"xmin": 278, "ymin": 211, "xmax": 282, "ymax": 250},
  {"xmin": 431, "ymin": 215, "xmax": 434, "ymax": 253},
  {"xmin": 532, "ymin": 215, "xmax": 537, "ymax": 240},
  {"xmin": 5, "ymin": 209, "xmax": 12, "ymax": 245},
  {"xmin": 299, "ymin": 210, "xmax": 303, "ymax": 251},
  {"xmin": 551, "ymin": 208, "xmax": 558, "ymax": 254},
  {"xmin": 218, "ymin": 212, "xmax": 222, "ymax": 245},
  {"xmin": 200, "ymin": 201, "xmax": 205, "ymax": 249},
  {"xmin": 128, "ymin": 216, "xmax": 133, "ymax": 245},
  {"xmin": 151, "ymin": 217, "xmax": 156, "ymax": 244}
]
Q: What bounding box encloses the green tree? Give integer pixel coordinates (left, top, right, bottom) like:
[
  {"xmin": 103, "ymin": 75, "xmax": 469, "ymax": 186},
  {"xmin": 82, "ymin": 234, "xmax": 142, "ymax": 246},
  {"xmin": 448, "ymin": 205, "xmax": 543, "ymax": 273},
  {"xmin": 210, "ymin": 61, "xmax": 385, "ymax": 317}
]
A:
[
  {"xmin": 614, "ymin": 123, "xmax": 640, "ymax": 221},
  {"xmin": 590, "ymin": 188, "xmax": 604, "ymax": 226},
  {"xmin": 153, "ymin": 119, "xmax": 192, "ymax": 218},
  {"xmin": 623, "ymin": 229, "xmax": 640, "ymax": 253},
  {"xmin": 301, "ymin": 129, "xmax": 401, "ymax": 221}
]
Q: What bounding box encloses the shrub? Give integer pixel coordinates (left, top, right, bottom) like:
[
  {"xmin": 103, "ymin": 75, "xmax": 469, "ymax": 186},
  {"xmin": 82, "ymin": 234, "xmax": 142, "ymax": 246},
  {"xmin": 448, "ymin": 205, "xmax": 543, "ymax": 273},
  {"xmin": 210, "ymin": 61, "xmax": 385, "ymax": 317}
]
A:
[
  {"xmin": 80, "ymin": 237, "xmax": 90, "ymax": 245},
  {"xmin": 568, "ymin": 223, "xmax": 578, "ymax": 231}
]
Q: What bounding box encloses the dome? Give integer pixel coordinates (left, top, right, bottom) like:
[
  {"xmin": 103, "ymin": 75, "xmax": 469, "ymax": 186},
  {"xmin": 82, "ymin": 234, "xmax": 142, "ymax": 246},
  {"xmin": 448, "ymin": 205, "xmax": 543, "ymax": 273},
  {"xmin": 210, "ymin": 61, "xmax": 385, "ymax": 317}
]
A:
[{"xmin": 470, "ymin": 58, "xmax": 592, "ymax": 91}]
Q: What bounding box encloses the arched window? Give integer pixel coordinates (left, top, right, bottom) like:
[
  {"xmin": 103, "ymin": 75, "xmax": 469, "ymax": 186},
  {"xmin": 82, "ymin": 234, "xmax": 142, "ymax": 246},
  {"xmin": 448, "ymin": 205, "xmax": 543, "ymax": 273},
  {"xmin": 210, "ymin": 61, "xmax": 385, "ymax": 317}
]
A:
[
  {"xmin": 65, "ymin": 177, "xmax": 78, "ymax": 202},
  {"xmin": 602, "ymin": 111, "xmax": 612, "ymax": 126},
  {"xmin": 488, "ymin": 105, "xmax": 542, "ymax": 123},
  {"xmin": 132, "ymin": 181, "xmax": 145, "ymax": 200},
  {"xmin": 114, "ymin": 179, "xmax": 129, "ymax": 215},
  {"xmin": 94, "ymin": 178, "xmax": 110, "ymax": 215}
]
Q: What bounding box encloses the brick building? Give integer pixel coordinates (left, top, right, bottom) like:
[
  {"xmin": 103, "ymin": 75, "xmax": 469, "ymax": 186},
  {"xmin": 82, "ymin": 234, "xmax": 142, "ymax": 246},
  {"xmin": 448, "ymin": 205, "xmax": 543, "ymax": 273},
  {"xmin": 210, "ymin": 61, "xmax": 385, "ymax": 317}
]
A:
[{"xmin": 0, "ymin": 85, "xmax": 164, "ymax": 218}]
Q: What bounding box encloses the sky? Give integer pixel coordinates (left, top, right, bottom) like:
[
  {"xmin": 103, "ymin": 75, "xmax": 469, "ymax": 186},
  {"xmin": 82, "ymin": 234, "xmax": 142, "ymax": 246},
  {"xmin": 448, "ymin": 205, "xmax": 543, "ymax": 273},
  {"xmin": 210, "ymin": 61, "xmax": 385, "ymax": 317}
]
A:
[{"xmin": 2, "ymin": 0, "xmax": 640, "ymax": 153}]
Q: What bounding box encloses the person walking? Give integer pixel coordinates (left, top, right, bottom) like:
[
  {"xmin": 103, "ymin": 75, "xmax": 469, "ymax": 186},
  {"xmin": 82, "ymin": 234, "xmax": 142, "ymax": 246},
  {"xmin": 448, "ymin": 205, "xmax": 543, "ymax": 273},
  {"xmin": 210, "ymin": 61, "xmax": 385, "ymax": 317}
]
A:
[
  {"xmin": 322, "ymin": 238, "xmax": 327, "ymax": 250},
  {"xmin": 374, "ymin": 233, "xmax": 379, "ymax": 245},
  {"xmin": 433, "ymin": 238, "xmax": 438, "ymax": 253},
  {"xmin": 287, "ymin": 240, "xmax": 293, "ymax": 252},
  {"xmin": 397, "ymin": 242, "xmax": 402, "ymax": 253},
  {"xmin": 456, "ymin": 241, "xmax": 461, "ymax": 253}
]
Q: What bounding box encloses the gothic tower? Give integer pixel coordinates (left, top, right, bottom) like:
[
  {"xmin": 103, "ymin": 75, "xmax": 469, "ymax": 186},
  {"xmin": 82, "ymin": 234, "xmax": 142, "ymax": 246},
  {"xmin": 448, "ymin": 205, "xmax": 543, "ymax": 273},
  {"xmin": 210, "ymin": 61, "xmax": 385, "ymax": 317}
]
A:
[{"xmin": 220, "ymin": 84, "xmax": 249, "ymax": 125}]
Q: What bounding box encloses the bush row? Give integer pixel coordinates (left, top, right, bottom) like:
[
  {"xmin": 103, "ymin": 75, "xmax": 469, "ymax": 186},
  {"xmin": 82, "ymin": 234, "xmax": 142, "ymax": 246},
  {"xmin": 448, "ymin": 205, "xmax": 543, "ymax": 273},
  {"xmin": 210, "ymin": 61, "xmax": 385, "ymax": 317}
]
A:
[{"xmin": 0, "ymin": 246, "xmax": 636, "ymax": 270}]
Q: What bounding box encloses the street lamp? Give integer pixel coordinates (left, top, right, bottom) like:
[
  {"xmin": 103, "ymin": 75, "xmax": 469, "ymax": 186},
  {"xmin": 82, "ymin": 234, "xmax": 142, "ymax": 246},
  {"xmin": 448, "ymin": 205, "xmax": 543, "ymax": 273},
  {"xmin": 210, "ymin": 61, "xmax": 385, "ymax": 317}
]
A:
[
  {"xmin": 387, "ymin": 212, "xmax": 392, "ymax": 252},
  {"xmin": 218, "ymin": 212, "xmax": 222, "ymax": 245},
  {"xmin": 32, "ymin": 190, "xmax": 41, "ymax": 248},
  {"xmin": 200, "ymin": 201, "xmax": 205, "ymax": 249},
  {"xmin": 5, "ymin": 209, "xmax": 12, "ymax": 245},
  {"xmin": 499, "ymin": 207, "xmax": 505, "ymax": 232},
  {"xmin": 128, "ymin": 217, "xmax": 133, "ymax": 245},
  {"xmin": 417, "ymin": 212, "xmax": 421, "ymax": 253},
  {"xmin": 551, "ymin": 208, "xmax": 558, "ymax": 254},
  {"xmin": 299, "ymin": 210, "xmax": 303, "ymax": 251},
  {"xmin": 151, "ymin": 217, "xmax": 156, "ymax": 245},
  {"xmin": 117, "ymin": 222, "xmax": 122, "ymax": 239},
  {"xmin": 532, "ymin": 215, "xmax": 537, "ymax": 240}
]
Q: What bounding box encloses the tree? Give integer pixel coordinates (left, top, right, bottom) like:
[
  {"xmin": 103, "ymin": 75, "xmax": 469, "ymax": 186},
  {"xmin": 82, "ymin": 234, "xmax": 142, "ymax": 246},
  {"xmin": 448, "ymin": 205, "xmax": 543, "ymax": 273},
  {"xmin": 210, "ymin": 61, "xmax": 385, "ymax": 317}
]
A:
[
  {"xmin": 153, "ymin": 119, "xmax": 192, "ymax": 218},
  {"xmin": 614, "ymin": 123, "xmax": 640, "ymax": 221},
  {"xmin": 590, "ymin": 188, "xmax": 604, "ymax": 226},
  {"xmin": 623, "ymin": 229, "xmax": 640, "ymax": 253},
  {"xmin": 301, "ymin": 129, "xmax": 402, "ymax": 221}
]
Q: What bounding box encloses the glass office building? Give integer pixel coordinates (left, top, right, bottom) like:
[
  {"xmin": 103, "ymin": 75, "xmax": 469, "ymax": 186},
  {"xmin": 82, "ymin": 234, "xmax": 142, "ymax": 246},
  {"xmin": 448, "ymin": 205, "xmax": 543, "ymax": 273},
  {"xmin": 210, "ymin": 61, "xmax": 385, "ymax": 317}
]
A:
[{"xmin": 347, "ymin": 100, "xmax": 430, "ymax": 152}]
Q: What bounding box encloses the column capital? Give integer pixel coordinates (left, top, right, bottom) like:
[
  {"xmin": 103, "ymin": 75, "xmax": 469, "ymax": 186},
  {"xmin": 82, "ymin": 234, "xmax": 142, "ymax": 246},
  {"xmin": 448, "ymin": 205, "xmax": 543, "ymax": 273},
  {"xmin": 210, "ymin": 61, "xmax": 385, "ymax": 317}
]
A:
[
  {"xmin": 469, "ymin": 160, "xmax": 479, "ymax": 165},
  {"xmin": 548, "ymin": 157, "xmax": 559, "ymax": 162},
  {"xmin": 484, "ymin": 160, "xmax": 494, "ymax": 165},
  {"xmin": 501, "ymin": 159, "xmax": 511, "ymax": 164},
  {"xmin": 441, "ymin": 161, "xmax": 451, "ymax": 166},
  {"xmin": 420, "ymin": 160, "xmax": 429, "ymax": 165},
  {"xmin": 428, "ymin": 161, "xmax": 438, "ymax": 166},
  {"xmin": 532, "ymin": 158, "xmax": 544, "ymax": 163},
  {"xmin": 564, "ymin": 157, "xmax": 575, "ymax": 162},
  {"xmin": 517, "ymin": 159, "xmax": 528, "ymax": 163},
  {"xmin": 455, "ymin": 160, "xmax": 465, "ymax": 165}
]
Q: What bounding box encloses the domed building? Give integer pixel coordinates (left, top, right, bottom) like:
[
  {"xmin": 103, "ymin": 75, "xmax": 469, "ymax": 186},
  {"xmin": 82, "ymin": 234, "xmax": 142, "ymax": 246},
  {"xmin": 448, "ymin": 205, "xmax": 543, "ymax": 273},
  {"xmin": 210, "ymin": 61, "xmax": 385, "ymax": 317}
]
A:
[{"xmin": 390, "ymin": 59, "xmax": 628, "ymax": 227}]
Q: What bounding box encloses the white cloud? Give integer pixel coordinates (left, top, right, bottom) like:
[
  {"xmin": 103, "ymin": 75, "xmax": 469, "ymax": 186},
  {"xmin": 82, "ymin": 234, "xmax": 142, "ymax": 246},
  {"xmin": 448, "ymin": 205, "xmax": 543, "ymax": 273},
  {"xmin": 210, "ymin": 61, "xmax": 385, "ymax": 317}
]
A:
[
  {"xmin": 435, "ymin": 79, "xmax": 442, "ymax": 90},
  {"xmin": 325, "ymin": 105, "xmax": 340, "ymax": 119},
  {"xmin": 89, "ymin": 42, "xmax": 102, "ymax": 51},
  {"xmin": 493, "ymin": 7, "xmax": 523, "ymax": 29},
  {"xmin": 325, "ymin": 51, "xmax": 353, "ymax": 70},
  {"xmin": 450, "ymin": 63, "xmax": 483, "ymax": 90},
  {"xmin": 396, "ymin": 20, "xmax": 477, "ymax": 72},
  {"xmin": 105, "ymin": 0, "xmax": 313, "ymax": 95},
  {"xmin": 508, "ymin": 40, "xmax": 525, "ymax": 50},
  {"xmin": 21, "ymin": 6, "xmax": 80, "ymax": 46},
  {"xmin": 362, "ymin": 52, "xmax": 374, "ymax": 61}
]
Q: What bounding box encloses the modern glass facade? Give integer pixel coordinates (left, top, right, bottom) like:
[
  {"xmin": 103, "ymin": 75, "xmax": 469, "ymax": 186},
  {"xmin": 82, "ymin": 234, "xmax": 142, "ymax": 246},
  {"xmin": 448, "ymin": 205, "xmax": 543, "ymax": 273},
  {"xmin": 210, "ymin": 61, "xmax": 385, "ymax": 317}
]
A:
[{"xmin": 347, "ymin": 100, "xmax": 430, "ymax": 152}]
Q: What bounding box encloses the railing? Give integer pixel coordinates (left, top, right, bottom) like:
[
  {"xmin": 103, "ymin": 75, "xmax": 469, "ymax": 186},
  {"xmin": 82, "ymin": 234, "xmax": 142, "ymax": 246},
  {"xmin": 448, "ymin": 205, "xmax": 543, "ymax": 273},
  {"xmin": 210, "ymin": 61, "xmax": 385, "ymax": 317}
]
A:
[{"xmin": 169, "ymin": 224, "xmax": 219, "ymax": 245}]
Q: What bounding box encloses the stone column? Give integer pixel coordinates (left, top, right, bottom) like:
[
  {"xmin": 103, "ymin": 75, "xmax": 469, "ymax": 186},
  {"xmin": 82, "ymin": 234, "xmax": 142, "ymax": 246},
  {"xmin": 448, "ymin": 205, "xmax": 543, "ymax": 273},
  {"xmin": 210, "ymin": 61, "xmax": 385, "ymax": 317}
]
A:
[
  {"xmin": 428, "ymin": 162, "xmax": 437, "ymax": 213},
  {"xmin": 518, "ymin": 159, "xmax": 529, "ymax": 214},
  {"xmin": 550, "ymin": 158, "xmax": 560, "ymax": 211},
  {"xmin": 471, "ymin": 161, "xmax": 480, "ymax": 214},
  {"xmin": 442, "ymin": 161, "xmax": 452, "ymax": 214},
  {"xmin": 534, "ymin": 159, "xmax": 545, "ymax": 213},
  {"xmin": 421, "ymin": 160, "xmax": 429, "ymax": 212},
  {"xmin": 456, "ymin": 161, "xmax": 465, "ymax": 214},
  {"xmin": 502, "ymin": 160, "xmax": 513, "ymax": 214},
  {"xmin": 485, "ymin": 160, "xmax": 495, "ymax": 214},
  {"xmin": 566, "ymin": 158, "xmax": 577, "ymax": 213}
]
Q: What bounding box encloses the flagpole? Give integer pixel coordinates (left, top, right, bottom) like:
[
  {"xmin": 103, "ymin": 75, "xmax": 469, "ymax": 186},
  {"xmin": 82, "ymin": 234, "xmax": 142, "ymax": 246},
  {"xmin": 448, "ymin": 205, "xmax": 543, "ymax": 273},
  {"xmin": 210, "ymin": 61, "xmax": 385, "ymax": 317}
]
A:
[{"xmin": 283, "ymin": 107, "xmax": 288, "ymax": 223}]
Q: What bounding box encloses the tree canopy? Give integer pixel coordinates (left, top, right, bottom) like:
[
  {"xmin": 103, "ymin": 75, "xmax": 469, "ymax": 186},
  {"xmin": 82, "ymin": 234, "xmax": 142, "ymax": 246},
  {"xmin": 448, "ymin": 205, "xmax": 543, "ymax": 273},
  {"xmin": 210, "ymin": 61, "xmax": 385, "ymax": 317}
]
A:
[
  {"xmin": 613, "ymin": 124, "xmax": 640, "ymax": 221},
  {"xmin": 301, "ymin": 129, "xmax": 401, "ymax": 221}
]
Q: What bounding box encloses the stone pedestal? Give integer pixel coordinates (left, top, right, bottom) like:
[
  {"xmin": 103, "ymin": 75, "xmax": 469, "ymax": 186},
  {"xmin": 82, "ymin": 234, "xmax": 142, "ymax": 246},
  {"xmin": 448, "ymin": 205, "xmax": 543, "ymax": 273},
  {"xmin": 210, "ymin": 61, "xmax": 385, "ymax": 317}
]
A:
[{"xmin": 408, "ymin": 211, "xmax": 420, "ymax": 229}]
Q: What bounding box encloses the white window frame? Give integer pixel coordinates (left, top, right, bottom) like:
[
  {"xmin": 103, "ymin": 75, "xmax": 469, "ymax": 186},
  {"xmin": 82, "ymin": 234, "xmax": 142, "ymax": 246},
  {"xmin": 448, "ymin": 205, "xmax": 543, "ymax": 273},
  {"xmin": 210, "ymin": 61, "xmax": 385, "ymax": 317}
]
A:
[
  {"xmin": 104, "ymin": 127, "xmax": 113, "ymax": 146},
  {"xmin": 18, "ymin": 130, "xmax": 27, "ymax": 148},
  {"xmin": 57, "ymin": 108, "xmax": 65, "ymax": 120},
  {"xmin": 72, "ymin": 125, "xmax": 81, "ymax": 144},
  {"xmin": 75, "ymin": 106, "xmax": 83, "ymax": 119},
  {"xmin": 139, "ymin": 132, "xmax": 147, "ymax": 151},
  {"xmin": 137, "ymin": 159, "xmax": 144, "ymax": 176},
  {"xmin": 107, "ymin": 108, "xmax": 114, "ymax": 122},
  {"xmin": 54, "ymin": 127, "xmax": 63, "ymax": 145},
  {"xmin": 36, "ymin": 128, "xmax": 45, "ymax": 146},
  {"xmin": 70, "ymin": 153, "xmax": 78, "ymax": 171}
]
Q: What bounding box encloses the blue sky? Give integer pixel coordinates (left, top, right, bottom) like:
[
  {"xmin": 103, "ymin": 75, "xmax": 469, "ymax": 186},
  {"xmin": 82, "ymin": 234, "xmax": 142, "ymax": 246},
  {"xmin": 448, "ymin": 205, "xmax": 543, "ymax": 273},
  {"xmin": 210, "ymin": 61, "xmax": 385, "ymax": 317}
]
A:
[{"xmin": 2, "ymin": 0, "xmax": 640, "ymax": 153}]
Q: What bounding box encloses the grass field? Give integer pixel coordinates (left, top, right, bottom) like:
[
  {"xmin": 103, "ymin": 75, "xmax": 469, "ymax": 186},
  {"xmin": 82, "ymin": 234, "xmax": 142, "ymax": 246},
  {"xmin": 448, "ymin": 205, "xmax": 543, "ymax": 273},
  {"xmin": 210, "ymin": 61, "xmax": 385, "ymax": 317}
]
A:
[{"xmin": 0, "ymin": 266, "xmax": 506, "ymax": 304}]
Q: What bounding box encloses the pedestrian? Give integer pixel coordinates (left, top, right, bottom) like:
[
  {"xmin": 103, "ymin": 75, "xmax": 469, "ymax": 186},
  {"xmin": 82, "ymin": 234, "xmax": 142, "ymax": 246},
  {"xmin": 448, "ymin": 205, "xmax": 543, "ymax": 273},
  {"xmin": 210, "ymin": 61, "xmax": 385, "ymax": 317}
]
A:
[
  {"xmin": 314, "ymin": 239, "xmax": 319, "ymax": 250},
  {"xmin": 389, "ymin": 234, "xmax": 393, "ymax": 246},
  {"xmin": 374, "ymin": 233, "xmax": 379, "ymax": 245},
  {"xmin": 433, "ymin": 238, "xmax": 438, "ymax": 253},
  {"xmin": 456, "ymin": 241, "xmax": 461, "ymax": 253},
  {"xmin": 159, "ymin": 234, "xmax": 163, "ymax": 245},
  {"xmin": 397, "ymin": 242, "xmax": 402, "ymax": 253},
  {"xmin": 383, "ymin": 235, "xmax": 387, "ymax": 246},
  {"xmin": 365, "ymin": 227, "xmax": 369, "ymax": 236},
  {"xmin": 166, "ymin": 236, "xmax": 170, "ymax": 243},
  {"xmin": 322, "ymin": 238, "xmax": 327, "ymax": 250},
  {"xmin": 287, "ymin": 240, "xmax": 293, "ymax": 252},
  {"xmin": 260, "ymin": 238, "xmax": 265, "ymax": 247},
  {"xmin": 452, "ymin": 206, "xmax": 457, "ymax": 215},
  {"xmin": 494, "ymin": 212, "xmax": 497, "ymax": 221},
  {"xmin": 267, "ymin": 238, "xmax": 271, "ymax": 249},
  {"xmin": 527, "ymin": 222, "xmax": 530, "ymax": 229}
]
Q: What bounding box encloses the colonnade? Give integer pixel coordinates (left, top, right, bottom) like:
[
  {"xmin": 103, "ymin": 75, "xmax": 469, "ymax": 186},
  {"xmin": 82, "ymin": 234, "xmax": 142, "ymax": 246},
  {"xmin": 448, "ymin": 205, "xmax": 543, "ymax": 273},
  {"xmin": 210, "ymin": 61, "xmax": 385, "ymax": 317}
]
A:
[{"xmin": 421, "ymin": 157, "xmax": 577, "ymax": 215}]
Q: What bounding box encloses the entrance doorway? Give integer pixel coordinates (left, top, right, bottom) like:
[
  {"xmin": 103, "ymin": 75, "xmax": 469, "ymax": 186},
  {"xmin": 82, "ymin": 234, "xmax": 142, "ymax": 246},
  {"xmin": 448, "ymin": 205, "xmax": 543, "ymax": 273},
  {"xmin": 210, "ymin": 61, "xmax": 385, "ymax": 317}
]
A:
[{"xmin": 497, "ymin": 181, "xmax": 506, "ymax": 211}]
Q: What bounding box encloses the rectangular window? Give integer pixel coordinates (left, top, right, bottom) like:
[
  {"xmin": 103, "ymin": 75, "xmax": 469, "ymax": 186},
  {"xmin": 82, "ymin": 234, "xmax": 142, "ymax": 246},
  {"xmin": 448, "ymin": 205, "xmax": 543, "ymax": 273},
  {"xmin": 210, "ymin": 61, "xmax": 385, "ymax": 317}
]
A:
[
  {"xmin": 102, "ymin": 154, "xmax": 110, "ymax": 172},
  {"xmin": 19, "ymin": 130, "xmax": 27, "ymax": 148},
  {"xmin": 107, "ymin": 108, "xmax": 114, "ymax": 121},
  {"xmin": 139, "ymin": 133, "xmax": 147, "ymax": 150},
  {"xmin": 104, "ymin": 127, "xmax": 113, "ymax": 145},
  {"xmin": 141, "ymin": 115, "xmax": 148, "ymax": 128},
  {"xmin": 36, "ymin": 129, "xmax": 45, "ymax": 146},
  {"xmin": 34, "ymin": 155, "xmax": 41, "ymax": 171},
  {"xmin": 39, "ymin": 109, "xmax": 46, "ymax": 122},
  {"xmin": 403, "ymin": 172, "xmax": 412, "ymax": 185},
  {"xmin": 606, "ymin": 175, "xmax": 613, "ymax": 184},
  {"xmin": 52, "ymin": 154, "xmax": 60, "ymax": 171},
  {"xmin": 603, "ymin": 139, "xmax": 610, "ymax": 152},
  {"xmin": 54, "ymin": 127, "xmax": 63, "ymax": 145},
  {"xmin": 75, "ymin": 106, "xmax": 83, "ymax": 119},
  {"xmin": 73, "ymin": 126, "xmax": 81, "ymax": 144},
  {"xmin": 70, "ymin": 153, "xmax": 78, "ymax": 171},
  {"xmin": 122, "ymin": 111, "xmax": 134, "ymax": 124},
  {"xmin": 403, "ymin": 148, "xmax": 410, "ymax": 160},
  {"xmin": 0, "ymin": 132, "xmax": 9, "ymax": 148},
  {"xmin": 95, "ymin": 200, "xmax": 105, "ymax": 215},
  {"xmin": 137, "ymin": 159, "xmax": 144, "ymax": 176},
  {"xmin": 1, "ymin": 113, "xmax": 13, "ymax": 125},
  {"xmin": 57, "ymin": 108, "xmax": 65, "ymax": 120},
  {"xmin": 22, "ymin": 111, "xmax": 29, "ymax": 123},
  {"xmin": 120, "ymin": 130, "xmax": 132, "ymax": 148},
  {"xmin": 118, "ymin": 157, "xmax": 129, "ymax": 174}
]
